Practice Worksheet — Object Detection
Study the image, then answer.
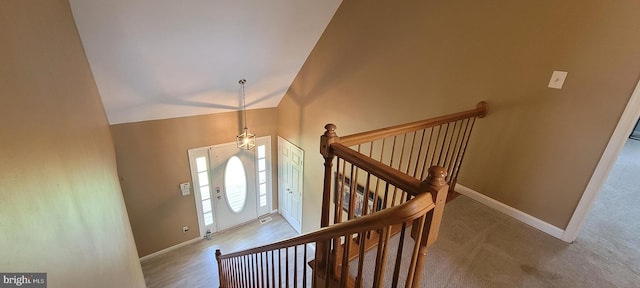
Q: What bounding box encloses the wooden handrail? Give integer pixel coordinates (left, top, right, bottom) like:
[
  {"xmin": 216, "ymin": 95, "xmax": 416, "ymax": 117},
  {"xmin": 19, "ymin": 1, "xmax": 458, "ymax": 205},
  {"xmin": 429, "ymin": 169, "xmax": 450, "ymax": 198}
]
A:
[
  {"xmin": 340, "ymin": 101, "xmax": 487, "ymax": 147},
  {"xmin": 216, "ymin": 192, "xmax": 435, "ymax": 260},
  {"xmin": 217, "ymin": 101, "xmax": 487, "ymax": 287},
  {"xmin": 331, "ymin": 142, "xmax": 424, "ymax": 195}
]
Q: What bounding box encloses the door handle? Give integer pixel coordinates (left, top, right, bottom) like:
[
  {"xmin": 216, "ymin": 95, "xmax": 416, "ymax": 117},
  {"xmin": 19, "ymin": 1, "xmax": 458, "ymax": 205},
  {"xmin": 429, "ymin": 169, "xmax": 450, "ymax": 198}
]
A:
[{"xmin": 217, "ymin": 196, "xmax": 222, "ymax": 200}]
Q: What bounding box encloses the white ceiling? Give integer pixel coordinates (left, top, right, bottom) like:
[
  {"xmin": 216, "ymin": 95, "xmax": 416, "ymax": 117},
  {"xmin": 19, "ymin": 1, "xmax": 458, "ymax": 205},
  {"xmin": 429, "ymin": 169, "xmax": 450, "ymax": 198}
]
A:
[{"xmin": 69, "ymin": 0, "xmax": 342, "ymax": 124}]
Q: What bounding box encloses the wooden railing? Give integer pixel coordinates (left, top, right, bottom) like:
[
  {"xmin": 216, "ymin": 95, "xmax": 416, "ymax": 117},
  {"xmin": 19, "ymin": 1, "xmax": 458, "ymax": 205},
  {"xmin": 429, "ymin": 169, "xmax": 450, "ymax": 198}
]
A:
[
  {"xmin": 216, "ymin": 102, "xmax": 487, "ymax": 287},
  {"xmin": 216, "ymin": 178, "xmax": 443, "ymax": 288},
  {"xmin": 315, "ymin": 101, "xmax": 487, "ymax": 286},
  {"xmin": 320, "ymin": 101, "xmax": 488, "ymax": 228}
]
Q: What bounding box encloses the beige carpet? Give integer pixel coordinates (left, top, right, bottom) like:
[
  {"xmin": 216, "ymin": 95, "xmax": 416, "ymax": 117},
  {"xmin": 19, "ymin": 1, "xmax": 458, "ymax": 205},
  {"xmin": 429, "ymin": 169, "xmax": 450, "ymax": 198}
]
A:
[{"xmin": 351, "ymin": 139, "xmax": 640, "ymax": 287}]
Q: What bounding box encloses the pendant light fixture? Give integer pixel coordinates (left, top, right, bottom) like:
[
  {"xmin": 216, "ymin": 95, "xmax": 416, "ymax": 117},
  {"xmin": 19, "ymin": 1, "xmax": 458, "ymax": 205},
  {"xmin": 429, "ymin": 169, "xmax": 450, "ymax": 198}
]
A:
[{"xmin": 236, "ymin": 79, "xmax": 256, "ymax": 150}]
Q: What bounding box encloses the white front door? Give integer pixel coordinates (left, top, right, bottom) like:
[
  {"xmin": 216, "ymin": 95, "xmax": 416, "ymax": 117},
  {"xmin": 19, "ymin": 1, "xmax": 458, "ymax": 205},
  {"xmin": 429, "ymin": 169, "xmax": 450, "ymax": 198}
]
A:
[
  {"xmin": 211, "ymin": 142, "xmax": 258, "ymax": 231},
  {"xmin": 278, "ymin": 137, "xmax": 303, "ymax": 233},
  {"xmin": 189, "ymin": 137, "xmax": 272, "ymax": 237}
]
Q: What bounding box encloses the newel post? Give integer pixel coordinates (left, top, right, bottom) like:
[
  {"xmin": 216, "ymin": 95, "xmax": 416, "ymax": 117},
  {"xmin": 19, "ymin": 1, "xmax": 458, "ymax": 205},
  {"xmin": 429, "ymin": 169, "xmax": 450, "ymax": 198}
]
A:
[
  {"xmin": 215, "ymin": 249, "xmax": 225, "ymax": 288},
  {"xmin": 410, "ymin": 166, "xmax": 449, "ymax": 288},
  {"xmin": 319, "ymin": 123, "xmax": 338, "ymax": 228},
  {"xmin": 421, "ymin": 166, "xmax": 449, "ymax": 246},
  {"xmin": 316, "ymin": 124, "xmax": 339, "ymax": 276}
]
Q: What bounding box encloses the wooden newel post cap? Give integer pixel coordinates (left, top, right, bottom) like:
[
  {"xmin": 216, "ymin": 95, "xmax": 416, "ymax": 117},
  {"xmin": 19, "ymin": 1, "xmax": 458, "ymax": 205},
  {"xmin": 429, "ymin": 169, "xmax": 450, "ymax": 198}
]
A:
[
  {"xmin": 215, "ymin": 249, "xmax": 221, "ymax": 258},
  {"xmin": 321, "ymin": 124, "xmax": 338, "ymax": 157},
  {"xmin": 426, "ymin": 166, "xmax": 447, "ymax": 187},
  {"xmin": 324, "ymin": 123, "xmax": 337, "ymax": 137}
]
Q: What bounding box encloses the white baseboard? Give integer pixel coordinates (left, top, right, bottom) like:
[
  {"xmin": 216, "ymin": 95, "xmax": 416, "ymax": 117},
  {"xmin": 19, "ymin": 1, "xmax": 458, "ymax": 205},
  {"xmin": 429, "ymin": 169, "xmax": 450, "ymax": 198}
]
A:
[
  {"xmin": 455, "ymin": 184, "xmax": 567, "ymax": 241},
  {"xmin": 139, "ymin": 237, "xmax": 201, "ymax": 262}
]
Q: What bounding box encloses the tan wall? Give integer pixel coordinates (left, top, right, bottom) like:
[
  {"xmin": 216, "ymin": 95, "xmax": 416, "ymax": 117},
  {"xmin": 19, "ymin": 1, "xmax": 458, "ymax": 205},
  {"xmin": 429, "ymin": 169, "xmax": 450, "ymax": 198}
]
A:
[
  {"xmin": 111, "ymin": 108, "xmax": 278, "ymax": 257},
  {"xmin": 278, "ymin": 0, "xmax": 640, "ymax": 233},
  {"xmin": 0, "ymin": 1, "xmax": 146, "ymax": 287}
]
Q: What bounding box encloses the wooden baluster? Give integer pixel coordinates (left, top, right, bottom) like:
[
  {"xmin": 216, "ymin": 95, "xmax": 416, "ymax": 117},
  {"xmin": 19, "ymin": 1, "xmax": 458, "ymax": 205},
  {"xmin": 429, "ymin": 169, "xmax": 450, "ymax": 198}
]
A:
[
  {"xmin": 278, "ymin": 249, "xmax": 283, "ymax": 288},
  {"xmin": 254, "ymin": 254, "xmax": 258, "ymax": 288},
  {"xmin": 237, "ymin": 257, "xmax": 241, "ymax": 288},
  {"xmin": 228, "ymin": 258, "xmax": 233, "ymax": 288},
  {"xmin": 293, "ymin": 245, "xmax": 298, "ymax": 288},
  {"xmin": 413, "ymin": 129, "xmax": 426, "ymax": 179},
  {"xmin": 442, "ymin": 120, "xmax": 461, "ymax": 179},
  {"xmin": 436, "ymin": 123, "xmax": 451, "ymax": 167},
  {"xmin": 447, "ymin": 119, "xmax": 469, "ymax": 186},
  {"xmin": 389, "ymin": 136, "xmax": 400, "ymax": 207},
  {"xmin": 232, "ymin": 258, "xmax": 236, "ymax": 288},
  {"xmin": 271, "ymin": 250, "xmax": 276, "ymax": 288},
  {"xmin": 247, "ymin": 255, "xmax": 251, "ymax": 287},
  {"xmin": 405, "ymin": 214, "xmax": 427, "ymax": 288},
  {"xmin": 391, "ymin": 223, "xmax": 407, "ymax": 288},
  {"xmin": 429, "ymin": 125, "xmax": 442, "ymax": 167},
  {"xmin": 372, "ymin": 225, "xmax": 390, "ymax": 288},
  {"xmin": 405, "ymin": 131, "xmax": 417, "ymax": 177},
  {"xmin": 355, "ymin": 230, "xmax": 366, "ymax": 288},
  {"xmin": 348, "ymin": 165, "xmax": 357, "ymax": 220},
  {"xmin": 261, "ymin": 252, "xmax": 266, "ymax": 288},
  {"xmin": 303, "ymin": 244, "xmax": 308, "ymax": 288},
  {"xmin": 244, "ymin": 256, "xmax": 248, "ymax": 288},
  {"xmin": 339, "ymin": 235, "xmax": 350, "ymax": 288},
  {"xmin": 242, "ymin": 256, "xmax": 246, "ymax": 288},
  {"xmin": 228, "ymin": 259, "xmax": 232, "ymax": 288},
  {"xmin": 323, "ymin": 239, "xmax": 331, "ymax": 288},
  {"xmin": 247, "ymin": 255, "xmax": 251, "ymax": 288},
  {"xmin": 420, "ymin": 127, "xmax": 435, "ymax": 180},
  {"xmin": 451, "ymin": 117, "xmax": 476, "ymax": 189},
  {"xmin": 285, "ymin": 247, "xmax": 290, "ymax": 288},
  {"xmin": 256, "ymin": 253, "xmax": 260, "ymax": 288},
  {"xmin": 398, "ymin": 133, "xmax": 408, "ymax": 174},
  {"xmin": 232, "ymin": 257, "xmax": 237, "ymax": 288},
  {"xmin": 253, "ymin": 255, "xmax": 257, "ymax": 288},
  {"xmin": 243, "ymin": 256, "xmax": 246, "ymax": 288},
  {"xmin": 362, "ymin": 173, "xmax": 372, "ymax": 216},
  {"xmin": 334, "ymin": 158, "xmax": 345, "ymax": 224}
]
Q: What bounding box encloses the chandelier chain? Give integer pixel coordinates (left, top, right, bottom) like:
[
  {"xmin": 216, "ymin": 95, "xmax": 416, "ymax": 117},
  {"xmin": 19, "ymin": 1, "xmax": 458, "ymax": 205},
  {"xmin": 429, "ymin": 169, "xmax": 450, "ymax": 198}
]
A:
[{"xmin": 240, "ymin": 79, "xmax": 247, "ymax": 129}]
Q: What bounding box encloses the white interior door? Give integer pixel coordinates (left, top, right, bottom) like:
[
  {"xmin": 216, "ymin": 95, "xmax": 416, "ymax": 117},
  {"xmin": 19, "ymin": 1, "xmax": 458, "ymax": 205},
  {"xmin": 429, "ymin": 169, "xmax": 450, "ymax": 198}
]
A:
[
  {"xmin": 278, "ymin": 137, "xmax": 303, "ymax": 233},
  {"xmin": 211, "ymin": 142, "xmax": 258, "ymax": 231}
]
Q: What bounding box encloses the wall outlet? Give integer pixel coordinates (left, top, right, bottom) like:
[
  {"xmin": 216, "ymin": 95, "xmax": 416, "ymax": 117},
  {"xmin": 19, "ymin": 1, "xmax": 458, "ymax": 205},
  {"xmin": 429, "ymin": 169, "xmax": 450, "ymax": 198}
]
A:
[
  {"xmin": 179, "ymin": 182, "xmax": 191, "ymax": 196},
  {"xmin": 182, "ymin": 226, "xmax": 189, "ymax": 233}
]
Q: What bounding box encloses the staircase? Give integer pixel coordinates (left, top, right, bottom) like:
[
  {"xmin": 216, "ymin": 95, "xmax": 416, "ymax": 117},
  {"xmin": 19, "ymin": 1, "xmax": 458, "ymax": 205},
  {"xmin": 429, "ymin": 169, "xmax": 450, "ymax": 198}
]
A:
[{"xmin": 216, "ymin": 102, "xmax": 488, "ymax": 287}]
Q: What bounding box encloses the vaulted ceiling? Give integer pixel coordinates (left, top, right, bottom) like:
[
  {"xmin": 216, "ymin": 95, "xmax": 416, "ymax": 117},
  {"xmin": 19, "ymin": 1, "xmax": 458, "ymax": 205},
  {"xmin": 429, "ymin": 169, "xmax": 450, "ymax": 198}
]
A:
[{"xmin": 69, "ymin": 0, "xmax": 342, "ymax": 124}]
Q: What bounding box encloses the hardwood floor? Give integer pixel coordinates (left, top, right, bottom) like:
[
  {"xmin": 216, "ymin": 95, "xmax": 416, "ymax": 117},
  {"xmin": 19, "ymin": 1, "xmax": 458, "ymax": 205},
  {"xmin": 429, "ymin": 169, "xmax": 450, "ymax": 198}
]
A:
[{"xmin": 141, "ymin": 214, "xmax": 299, "ymax": 288}]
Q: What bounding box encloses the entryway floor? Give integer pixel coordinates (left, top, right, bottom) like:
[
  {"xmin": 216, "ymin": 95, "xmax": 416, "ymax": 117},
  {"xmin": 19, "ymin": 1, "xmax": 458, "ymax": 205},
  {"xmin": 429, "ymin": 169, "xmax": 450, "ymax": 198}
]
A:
[{"xmin": 141, "ymin": 214, "xmax": 298, "ymax": 288}]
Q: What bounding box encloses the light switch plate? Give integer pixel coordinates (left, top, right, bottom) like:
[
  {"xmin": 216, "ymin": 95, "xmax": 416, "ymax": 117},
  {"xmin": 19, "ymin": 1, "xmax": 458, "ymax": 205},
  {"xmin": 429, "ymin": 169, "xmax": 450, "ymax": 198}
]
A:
[
  {"xmin": 179, "ymin": 182, "xmax": 191, "ymax": 196},
  {"xmin": 548, "ymin": 71, "xmax": 568, "ymax": 89}
]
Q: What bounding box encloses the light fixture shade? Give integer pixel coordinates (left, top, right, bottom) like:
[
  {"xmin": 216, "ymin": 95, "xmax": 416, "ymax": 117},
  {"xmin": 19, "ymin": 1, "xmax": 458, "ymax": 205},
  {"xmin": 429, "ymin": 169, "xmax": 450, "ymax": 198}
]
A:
[{"xmin": 236, "ymin": 127, "xmax": 256, "ymax": 150}]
